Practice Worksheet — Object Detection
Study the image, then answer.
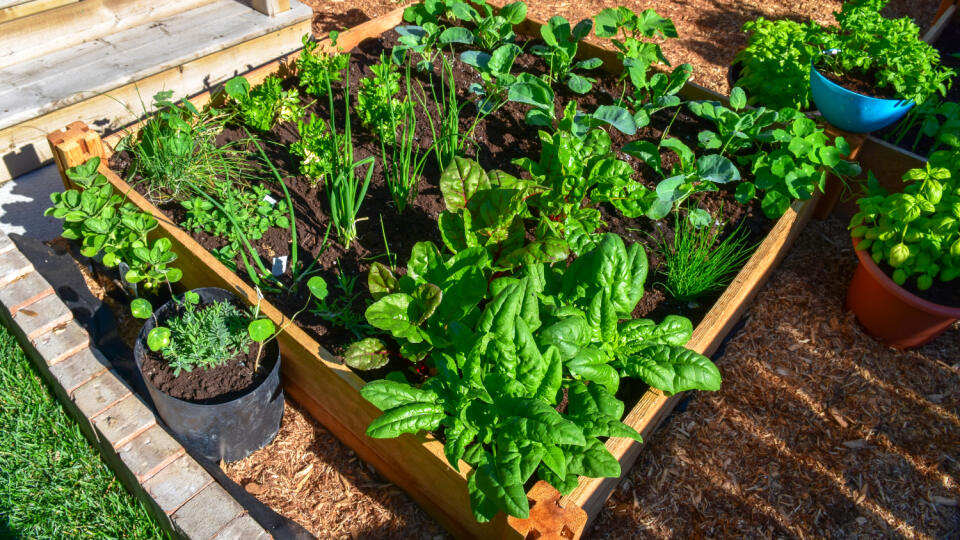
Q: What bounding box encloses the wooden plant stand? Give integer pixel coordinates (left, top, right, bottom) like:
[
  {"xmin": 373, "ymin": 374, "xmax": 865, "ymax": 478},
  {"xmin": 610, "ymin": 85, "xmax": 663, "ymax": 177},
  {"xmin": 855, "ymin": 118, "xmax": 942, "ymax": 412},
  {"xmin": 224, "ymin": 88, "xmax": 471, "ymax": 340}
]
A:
[{"xmin": 44, "ymin": 6, "xmax": 921, "ymax": 538}]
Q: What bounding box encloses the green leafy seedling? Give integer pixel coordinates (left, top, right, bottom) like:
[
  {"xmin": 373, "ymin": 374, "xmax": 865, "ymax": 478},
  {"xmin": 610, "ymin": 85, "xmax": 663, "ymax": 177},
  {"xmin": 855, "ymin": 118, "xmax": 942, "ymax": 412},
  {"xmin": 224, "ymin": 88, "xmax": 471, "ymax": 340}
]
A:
[{"xmin": 147, "ymin": 327, "xmax": 171, "ymax": 352}]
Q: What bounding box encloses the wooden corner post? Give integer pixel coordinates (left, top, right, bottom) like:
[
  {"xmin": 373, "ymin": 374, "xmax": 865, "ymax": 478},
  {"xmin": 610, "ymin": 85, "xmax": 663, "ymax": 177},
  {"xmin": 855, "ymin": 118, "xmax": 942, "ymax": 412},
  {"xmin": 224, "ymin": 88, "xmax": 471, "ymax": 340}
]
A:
[
  {"xmin": 47, "ymin": 121, "xmax": 104, "ymax": 190},
  {"xmin": 251, "ymin": 0, "xmax": 290, "ymax": 17},
  {"xmin": 507, "ymin": 481, "xmax": 588, "ymax": 540}
]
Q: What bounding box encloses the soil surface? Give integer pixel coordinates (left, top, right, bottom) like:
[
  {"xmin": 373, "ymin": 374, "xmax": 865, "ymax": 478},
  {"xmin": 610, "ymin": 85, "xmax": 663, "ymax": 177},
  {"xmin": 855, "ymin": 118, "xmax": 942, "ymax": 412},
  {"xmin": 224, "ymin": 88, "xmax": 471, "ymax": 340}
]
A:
[
  {"xmin": 141, "ymin": 340, "xmax": 277, "ymax": 403},
  {"xmin": 111, "ymin": 31, "xmax": 772, "ymax": 366},
  {"xmin": 139, "ymin": 301, "xmax": 279, "ymax": 403},
  {"xmin": 815, "ymin": 64, "xmax": 901, "ymax": 100}
]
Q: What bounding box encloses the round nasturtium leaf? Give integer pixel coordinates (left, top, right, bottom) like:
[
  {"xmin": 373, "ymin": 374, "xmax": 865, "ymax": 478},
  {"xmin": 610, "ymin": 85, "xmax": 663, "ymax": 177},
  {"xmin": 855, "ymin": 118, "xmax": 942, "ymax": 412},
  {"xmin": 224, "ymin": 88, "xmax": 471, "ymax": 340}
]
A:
[
  {"xmin": 307, "ymin": 276, "xmax": 328, "ymax": 301},
  {"xmin": 130, "ymin": 298, "xmax": 153, "ymax": 319},
  {"xmin": 183, "ymin": 291, "xmax": 200, "ymax": 305},
  {"xmin": 147, "ymin": 327, "xmax": 171, "ymax": 352},
  {"xmin": 248, "ymin": 318, "xmax": 276, "ymax": 342}
]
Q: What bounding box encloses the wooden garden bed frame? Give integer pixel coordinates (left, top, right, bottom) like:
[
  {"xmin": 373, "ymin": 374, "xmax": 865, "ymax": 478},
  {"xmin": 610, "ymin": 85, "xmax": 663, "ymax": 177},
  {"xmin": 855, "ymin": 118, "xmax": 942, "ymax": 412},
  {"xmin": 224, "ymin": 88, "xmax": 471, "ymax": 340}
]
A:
[{"xmin": 45, "ymin": 5, "xmax": 927, "ymax": 538}]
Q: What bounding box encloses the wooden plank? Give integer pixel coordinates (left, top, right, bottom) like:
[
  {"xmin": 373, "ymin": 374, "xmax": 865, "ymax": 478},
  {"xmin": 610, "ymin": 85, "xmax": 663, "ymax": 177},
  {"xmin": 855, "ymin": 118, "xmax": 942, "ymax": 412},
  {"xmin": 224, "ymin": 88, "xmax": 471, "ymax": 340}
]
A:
[
  {"xmin": 0, "ymin": 0, "xmax": 312, "ymax": 130},
  {"xmin": 0, "ymin": 0, "xmax": 77, "ymax": 23},
  {"xmin": 0, "ymin": 7, "xmax": 312, "ymax": 182},
  {"xmin": 923, "ymin": 4, "xmax": 955, "ymax": 44},
  {"xmin": 0, "ymin": 0, "xmax": 218, "ymax": 69},
  {"xmin": 251, "ymin": 0, "xmax": 290, "ymax": 17}
]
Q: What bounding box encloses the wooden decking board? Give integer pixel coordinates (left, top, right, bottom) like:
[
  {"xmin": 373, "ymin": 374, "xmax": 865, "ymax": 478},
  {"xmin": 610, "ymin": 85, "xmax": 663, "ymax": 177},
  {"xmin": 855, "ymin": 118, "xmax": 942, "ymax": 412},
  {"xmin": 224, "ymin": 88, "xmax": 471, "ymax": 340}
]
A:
[{"xmin": 0, "ymin": 0, "xmax": 311, "ymax": 131}]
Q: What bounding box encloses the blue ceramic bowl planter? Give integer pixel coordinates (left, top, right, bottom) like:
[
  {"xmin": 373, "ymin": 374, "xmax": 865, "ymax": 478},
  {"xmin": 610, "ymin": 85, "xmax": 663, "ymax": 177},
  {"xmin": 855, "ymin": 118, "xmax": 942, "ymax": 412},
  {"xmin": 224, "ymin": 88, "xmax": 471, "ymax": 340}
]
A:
[{"xmin": 809, "ymin": 60, "xmax": 914, "ymax": 133}]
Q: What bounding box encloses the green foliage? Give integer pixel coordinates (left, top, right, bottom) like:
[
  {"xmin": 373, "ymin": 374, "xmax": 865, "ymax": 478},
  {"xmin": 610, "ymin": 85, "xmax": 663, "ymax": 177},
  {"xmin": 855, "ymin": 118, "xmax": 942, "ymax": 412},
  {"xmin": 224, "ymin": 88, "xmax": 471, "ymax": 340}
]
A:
[
  {"xmin": 417, "ymin": 53, "xmax": 484, "ymax": 170},
  {"xmin": 181, "ymin": 183, "xmax": 289, "ymax": 268},
  {"xmin": 311, "ymin": 261, "xmax": 373, "ymax": 339},
  {"xmin": 45, "ymin": 157, "xmax": 182, "ymax": 290},
  {"xmin": 684, "ymin": 90, "xmax": 861, "ymax": 217},
  {"xmin": 531, "ymin": 16, "xmax": 602, "ymax": 94},
  {"xmin": 460, "ymin": 43, "xmax": 555, "ymax": 115},
  {"xmin": 356, "ymin": 55, "xmax": 405, "ymax": 145},
  {"xmin": 735, "ymin": 0, "xmax": 955, "ymax": 108},
  {"xmin": 884, "ymin": 97, "xmax": 960, "ymax": 157},
  {"xmin": 436, "ymin": 158, "xmax": 568, "ymax": 270},
  {"xmin": 851, "ymin": 152, "xmax": 960, "ymax": 288},
  {"xmin": 291, "ymin": 113, "xmax": 337, "ymax": 184},
  {"xmin": 448, "ymin": 0, "xmax": 527, "ymax": 51},
  {"xmin": 382, "ymin": 62, "xmax": 430, "ymax": 213},
  {"xmin": 116, "ymin": 91, "xmax": 257, "ymax": 202},
  {"xmin": 655, "ymin": 211, "xmax": 756, "ymax": 301},
  {"xmin": 593, "ymin": 6, "xmax": 691, "ymax": 109},
  {"xmin": 224, "ymin": 75, "xmax": 303, "ymax": 132},
  {"xmin": 352, "ymin": 233, "xmax": 721, "ymax": 522},
  {"xmin": 296, "ymin": 34, "xmax": 349, "ymax": 98},
  {"xmin": 514, "ymin": 102, "xmax": 639, "ymax": 253},
  {"xmin": 155, "ymin": 297, "xmax": 252, "ymax": 376}
]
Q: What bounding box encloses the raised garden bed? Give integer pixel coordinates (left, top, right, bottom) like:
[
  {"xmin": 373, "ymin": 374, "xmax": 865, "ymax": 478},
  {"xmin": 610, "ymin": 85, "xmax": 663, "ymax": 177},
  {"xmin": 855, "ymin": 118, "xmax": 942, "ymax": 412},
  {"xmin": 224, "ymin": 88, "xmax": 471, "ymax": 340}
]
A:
[{"xmin": 45, "ymin": 4, "xmax": 894, "ymax": 537}]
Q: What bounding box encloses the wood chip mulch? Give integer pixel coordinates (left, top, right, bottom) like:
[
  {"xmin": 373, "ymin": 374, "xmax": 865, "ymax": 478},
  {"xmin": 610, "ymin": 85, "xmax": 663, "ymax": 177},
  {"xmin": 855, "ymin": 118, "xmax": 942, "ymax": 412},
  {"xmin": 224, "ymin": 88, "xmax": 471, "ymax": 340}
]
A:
[
  {"xmin": 222, "ymin": 398, "xmax": 446, "ymax": 539},
  {"xmin": 591, "ymin": 216, "xmax": 960, "ymax": 539}
]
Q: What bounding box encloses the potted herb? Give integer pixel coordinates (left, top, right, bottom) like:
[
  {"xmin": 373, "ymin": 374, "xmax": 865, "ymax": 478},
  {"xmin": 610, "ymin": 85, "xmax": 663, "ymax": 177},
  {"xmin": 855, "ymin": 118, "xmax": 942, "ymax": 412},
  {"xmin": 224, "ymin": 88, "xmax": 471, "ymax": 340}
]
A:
[
  {"xmin": 131, "ymin": 280, "xmax": 326, "ymax": 461},
  {"xmin": 848, "ymin": 151, "xmax": 960, "ymax": 348},
  {"xmin": 735, "ymin": 0, "xmax": 955, "ymax": 132}
]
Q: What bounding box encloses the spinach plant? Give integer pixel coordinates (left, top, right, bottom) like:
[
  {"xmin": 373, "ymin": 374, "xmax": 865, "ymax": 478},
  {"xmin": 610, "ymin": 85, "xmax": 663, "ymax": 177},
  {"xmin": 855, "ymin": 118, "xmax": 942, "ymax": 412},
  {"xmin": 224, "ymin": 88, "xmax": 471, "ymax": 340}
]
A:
[
  {"xmin": 851, "ymin": 153, "xmax": 960, "ymax": 289},
  {"xmin": 46, "ymin": 157, "xmax": 182, "ymax": 291},
  {"xmin": 530, "ymin": 16, "xmax": 602, "ymax": 94},
  {"xmin": 223, "ymin": 75, "xmax": 303, "ymax": 133},
  {"xmin": 351, "ymin": 233, "xmax": 721, "ymax": 522}
]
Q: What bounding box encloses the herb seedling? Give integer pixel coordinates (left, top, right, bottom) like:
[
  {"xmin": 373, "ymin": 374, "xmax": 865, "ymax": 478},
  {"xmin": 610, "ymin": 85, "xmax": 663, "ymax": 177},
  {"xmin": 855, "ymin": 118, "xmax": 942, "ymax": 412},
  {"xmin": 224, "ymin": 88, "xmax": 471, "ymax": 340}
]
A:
[{"xmin": 224, "ymin": 75, "xmax": 303, "ymax": 132}]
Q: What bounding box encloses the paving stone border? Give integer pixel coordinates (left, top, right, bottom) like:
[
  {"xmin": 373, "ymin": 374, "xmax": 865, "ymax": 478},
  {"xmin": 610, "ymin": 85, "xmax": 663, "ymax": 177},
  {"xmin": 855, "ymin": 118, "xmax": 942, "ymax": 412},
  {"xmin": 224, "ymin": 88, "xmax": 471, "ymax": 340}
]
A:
[{"xmin": 0, "ymin": 230, "xmax": 271, "ymax": 540}]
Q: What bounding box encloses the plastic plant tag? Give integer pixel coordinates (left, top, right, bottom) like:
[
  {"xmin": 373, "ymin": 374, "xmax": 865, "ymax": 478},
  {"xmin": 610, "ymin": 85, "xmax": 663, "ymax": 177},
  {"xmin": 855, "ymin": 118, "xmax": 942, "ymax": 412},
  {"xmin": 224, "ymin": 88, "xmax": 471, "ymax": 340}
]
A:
[
  {"xmin": 271, "ymin": 256, "xmax": 288, "ymax": 277},
  {"xmin": 263, "ymin": 194, "xmax": 278, "ymax": 205}
]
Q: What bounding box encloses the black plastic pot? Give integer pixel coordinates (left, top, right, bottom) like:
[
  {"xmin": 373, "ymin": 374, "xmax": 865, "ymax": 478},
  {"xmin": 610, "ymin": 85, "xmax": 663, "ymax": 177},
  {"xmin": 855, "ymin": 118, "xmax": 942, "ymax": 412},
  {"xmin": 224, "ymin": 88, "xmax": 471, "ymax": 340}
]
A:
[{"xmin": 133, "ymin": 287, "xmax": 284, "ymax": 462}]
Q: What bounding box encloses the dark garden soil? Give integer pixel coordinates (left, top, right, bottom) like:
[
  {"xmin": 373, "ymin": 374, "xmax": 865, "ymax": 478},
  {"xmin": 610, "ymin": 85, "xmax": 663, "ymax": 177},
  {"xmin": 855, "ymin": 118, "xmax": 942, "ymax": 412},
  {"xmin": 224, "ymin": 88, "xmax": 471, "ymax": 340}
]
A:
[
  {"xmin": 141, "ymin": 343, "xmax": 274, "ymax": 402},
  {"xmin": 110, "ymin": 30, "xmax": 775, "ymax": 379},
  {"xmin": 140, "ymin": 305, "xmax": 279, "ymax": 402},
  {"xmin": 815, "ymin": 64, "xmax": 901, "ymax": 100},
  {"xmin": 877, "ymin": 260, "xmax": 960, "ymax": 308}
]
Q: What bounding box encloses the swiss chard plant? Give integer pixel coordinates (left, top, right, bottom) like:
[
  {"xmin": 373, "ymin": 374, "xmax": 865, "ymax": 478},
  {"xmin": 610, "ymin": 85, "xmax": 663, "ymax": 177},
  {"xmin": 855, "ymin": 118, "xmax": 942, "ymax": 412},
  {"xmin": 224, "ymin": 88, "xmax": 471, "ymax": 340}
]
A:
[
  {"xmin": 45, "ymin": 157, "xmax": 182, "ymax": 291},
  {"xmin": 352, "ymin": 233, "xmax": 721, "ymax": 522},
  {"xmin": 530, "ymin": 16, "xmax": 602, "ymax": 94},
  {"xmin": 435, "ymin": 158, "xmax": 569, "ymax": 271},
  {"xmin": 850, "ymin": 152, "xmax": 960, "ymax": 289}
]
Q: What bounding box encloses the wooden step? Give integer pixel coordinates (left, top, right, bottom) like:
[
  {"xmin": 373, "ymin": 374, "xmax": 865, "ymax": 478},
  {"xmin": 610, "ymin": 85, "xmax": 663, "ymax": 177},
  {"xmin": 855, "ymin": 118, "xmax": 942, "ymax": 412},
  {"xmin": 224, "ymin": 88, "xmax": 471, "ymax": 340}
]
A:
[
  {"xmin": 0, "ymin": 0, "xmax": 312, "ymax": 182},
  {"xmin": 0, "ymin": 0, "xmax": 78, "ymax": 24}
]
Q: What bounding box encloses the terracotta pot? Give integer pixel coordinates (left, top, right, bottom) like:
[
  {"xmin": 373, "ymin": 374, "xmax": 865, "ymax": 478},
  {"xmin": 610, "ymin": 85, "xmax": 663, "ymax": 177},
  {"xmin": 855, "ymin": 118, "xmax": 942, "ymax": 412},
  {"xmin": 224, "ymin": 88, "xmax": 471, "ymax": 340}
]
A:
[{"xmin": 846, "ymin": 238, "xmax": 960, "ymax": 348}]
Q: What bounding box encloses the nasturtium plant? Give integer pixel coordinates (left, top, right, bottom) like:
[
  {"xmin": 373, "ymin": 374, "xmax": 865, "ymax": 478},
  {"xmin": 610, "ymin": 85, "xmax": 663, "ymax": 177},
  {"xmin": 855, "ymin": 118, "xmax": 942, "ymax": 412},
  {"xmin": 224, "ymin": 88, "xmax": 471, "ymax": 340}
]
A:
[
  {"xmin": 354, "ymin": 233, "xmax": 721, "ymax": 522},
  {"xmin": 45, "ymin": 157, "xmax": 182, "ymax": 290},
  {"xmin": 851, "ymin": 151, "xmax": 960, "ymax": 289}
]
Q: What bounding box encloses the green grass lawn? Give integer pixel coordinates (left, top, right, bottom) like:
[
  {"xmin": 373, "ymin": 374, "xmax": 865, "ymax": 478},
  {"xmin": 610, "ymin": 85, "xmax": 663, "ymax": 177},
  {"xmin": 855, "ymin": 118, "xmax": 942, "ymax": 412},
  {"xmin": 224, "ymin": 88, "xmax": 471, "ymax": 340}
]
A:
[{"xmin": 0, "ymin": 322, "xmax": 165, "ymax": 539}]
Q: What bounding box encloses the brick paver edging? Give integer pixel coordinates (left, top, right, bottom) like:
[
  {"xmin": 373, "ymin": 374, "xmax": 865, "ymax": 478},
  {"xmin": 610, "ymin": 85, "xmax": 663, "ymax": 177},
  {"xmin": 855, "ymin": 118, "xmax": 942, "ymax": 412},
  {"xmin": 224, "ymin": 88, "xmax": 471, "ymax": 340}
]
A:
[{"xmin": 0, "ymin": 231, "xmax": 271, "ymax": 540}]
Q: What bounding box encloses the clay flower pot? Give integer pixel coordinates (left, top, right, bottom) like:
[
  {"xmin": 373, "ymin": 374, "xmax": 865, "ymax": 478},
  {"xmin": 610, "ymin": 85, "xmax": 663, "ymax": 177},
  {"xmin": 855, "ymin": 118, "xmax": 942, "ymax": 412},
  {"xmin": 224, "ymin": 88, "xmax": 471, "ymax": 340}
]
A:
[{"xmin": 846, "ymin": 238, "xmax": 960, "ymax": 348}]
